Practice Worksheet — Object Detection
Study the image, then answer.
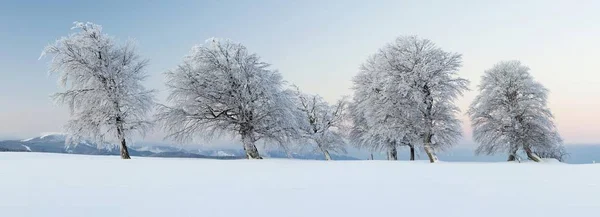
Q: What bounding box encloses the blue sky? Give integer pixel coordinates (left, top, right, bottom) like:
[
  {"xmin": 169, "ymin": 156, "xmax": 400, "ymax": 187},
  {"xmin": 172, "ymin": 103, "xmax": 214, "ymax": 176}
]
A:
[{"xmin": 1, "ymin": 0, "xmax": 599, "ymax": 145}]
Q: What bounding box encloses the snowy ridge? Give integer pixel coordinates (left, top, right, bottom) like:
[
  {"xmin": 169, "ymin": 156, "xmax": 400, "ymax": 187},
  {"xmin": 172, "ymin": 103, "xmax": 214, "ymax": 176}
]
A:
[
  {"xmin": 22, "ymin": 132, "xmax": 66, "ymax": 142},
  {"xmin": 40, "ymin": 132, "xmax": 66, "ymax": 139}
]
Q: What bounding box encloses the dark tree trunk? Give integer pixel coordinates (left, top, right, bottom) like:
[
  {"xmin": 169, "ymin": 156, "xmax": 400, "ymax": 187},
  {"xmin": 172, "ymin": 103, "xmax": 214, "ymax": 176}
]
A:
[
  {"xmin": 241, "ymin": 130, "xmax": 262, "ymax": 159},
  {"xmin": 507, "ymin": 154, "xmax": 516, "ymax": 161},
  {"xmin": 387, "ymin": 145, "xmax": 398, "ymax": 160},
  {"xmin": 116, "ymin": 119, "xmax": 131, "ymax": 160},
  {"xmin": 243, "ymin": 144, "xmax": 261, "ymax": 159},
  {"xmin": 507, "ymin": 148, "xmax": 518, "ymax": 161},
  {"xmin": 408, "ymin": 144, "xmax": 415, "ymax": 161},
  {"xmin": 524, "ymin": 147, "xmax": 542, "ymax": 162},
  {"xmin": 119, "ymin": 138, "xmax": 131, "ymax": 159}
]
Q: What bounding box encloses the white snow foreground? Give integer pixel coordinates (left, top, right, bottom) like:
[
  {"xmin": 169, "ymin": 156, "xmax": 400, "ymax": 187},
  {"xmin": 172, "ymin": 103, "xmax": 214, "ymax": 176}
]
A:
[{"xmin": 1, "ymin": 153, "xmax": 599, "ymax": 217}]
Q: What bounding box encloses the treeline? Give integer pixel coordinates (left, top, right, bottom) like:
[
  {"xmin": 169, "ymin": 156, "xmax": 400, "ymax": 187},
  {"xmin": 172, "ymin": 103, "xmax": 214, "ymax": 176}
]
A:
[{"xmin": 40, "ymin": 22, "xmax": 566, "ymax": 162}]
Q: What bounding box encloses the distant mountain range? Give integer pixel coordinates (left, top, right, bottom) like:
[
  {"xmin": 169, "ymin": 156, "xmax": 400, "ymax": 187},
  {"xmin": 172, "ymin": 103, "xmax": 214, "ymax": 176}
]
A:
[
  {"xmin": 0, "ymin": 133, "xmax": 359, "ymax": 160},
  {"xmin": 1, "ymin": 133, "xmax": 598, "ymax": 163},
  {"xmin": 385, "ymin": 145, "xmax": 600, "ymax": 164}
]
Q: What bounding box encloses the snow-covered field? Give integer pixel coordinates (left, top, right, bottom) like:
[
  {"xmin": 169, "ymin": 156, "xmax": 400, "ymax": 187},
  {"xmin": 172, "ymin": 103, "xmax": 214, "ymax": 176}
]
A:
[{"xmin": 1, "ymin": 153, "xmax": 599, "ymax": 217}]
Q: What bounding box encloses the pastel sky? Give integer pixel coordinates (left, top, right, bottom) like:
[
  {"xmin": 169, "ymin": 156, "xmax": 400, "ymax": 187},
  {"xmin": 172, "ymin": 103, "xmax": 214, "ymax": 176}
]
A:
[{"xmin": 0, "ymin": 0, "xmax": 599, "ymax": 145}]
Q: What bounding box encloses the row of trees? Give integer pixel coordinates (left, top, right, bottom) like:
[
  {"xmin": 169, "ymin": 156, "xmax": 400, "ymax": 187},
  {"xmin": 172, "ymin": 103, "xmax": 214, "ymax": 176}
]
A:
[{"xmin": 41, "ymin": 22, "xmax": 566, "ymax": 162}]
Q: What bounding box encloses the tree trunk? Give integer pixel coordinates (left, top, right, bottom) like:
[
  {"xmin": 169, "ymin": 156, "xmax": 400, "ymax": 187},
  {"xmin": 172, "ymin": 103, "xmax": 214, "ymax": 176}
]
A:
[
  {"xmin": 408, "ymin": 144, "xmax": 415, "ymax": 161},
  {"xmin": 507, "ymin": 148, "xmax": 518, "ymax": 161},
  {"xmin": 423, "ymin": 145, "xmax": 437, "ymax": 163},
  {"xmin": 323, "ymin": 150, "xmax": 332, "ymax": 161},
  {"xmin": 524, "ymin": 147, "xmax": 542, "ymax": 162},
  {"xmin": 116, "ymin": 120, "xmax": 131, "ymax": 159},
  {"xmin": 387, "ymin": 145, "xmax": 398, "ymax": 160},
  {"xmin": 422, "ymin": 85, "xmax": 438, "ymax": 163},
  {"xmin": 323, "ymin": 149, "xmax": 332, "ymax": 161},
  {"xmin": 241, "ymin": 131, "xmax": 262, "ymax": 159},
  {"xmin": 317, "ymin": 143, "xmax": 333, "ymax": 161},
  {"xmin": 423, "ymin": 134, "xmax": 438, "ymax": 163},
  {"xmin": 119, "ymin": 137, "xmax": 131, "ymax": 159},
  {"xmin": 316, "ymin": 142, "xmax": 332, "ymax": 160},
  {"xmin": 507, "ymin": 154, "xmax": 516, "ymax": 161}
]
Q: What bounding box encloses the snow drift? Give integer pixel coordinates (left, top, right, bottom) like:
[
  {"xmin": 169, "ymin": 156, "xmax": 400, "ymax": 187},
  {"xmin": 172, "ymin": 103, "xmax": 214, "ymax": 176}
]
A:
[{"xmin": 0, "ymin": 152, "xmax": 598, "ymax": 217}]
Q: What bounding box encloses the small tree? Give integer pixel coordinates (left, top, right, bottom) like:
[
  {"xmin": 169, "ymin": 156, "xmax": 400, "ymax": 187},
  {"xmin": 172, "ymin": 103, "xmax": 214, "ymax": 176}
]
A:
[
  {"xmin": 294, "ymin": 88, "xmax": 347, "ymax": 160},
  {"xmin": 469, "ymin": 61, "xmax": 565, "ymax": 162},
  {"xmin": 157, "ymin": 38, "xmax": 300, "ymax": 159},
  {"xmin": 41, "ymin": 22, "xmax": 155, "ymax": 159}
]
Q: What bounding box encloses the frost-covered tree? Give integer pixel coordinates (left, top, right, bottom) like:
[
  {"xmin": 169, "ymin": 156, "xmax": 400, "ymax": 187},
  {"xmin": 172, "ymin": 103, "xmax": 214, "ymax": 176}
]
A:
[
  {"xmin": 349, "ymin": 65, "xmax": 417, "ymax": 161},
  {"xmin": 294, "ymin": 88, "xmax": 347, "ymax": 160},
  {"xmin": 468, "ymin": 61, "xmax": 565, "ymax": 162},
  {"xmin": 41, "ymin": 22, "xmax": 155, "ymax": 159},
  {"xmin": 352, "ymin": 36, "xmax": 468, "ymax": 163},
  {"xmin": 156, "ymin": 38, "xmax": 300, "ymax": 159}
]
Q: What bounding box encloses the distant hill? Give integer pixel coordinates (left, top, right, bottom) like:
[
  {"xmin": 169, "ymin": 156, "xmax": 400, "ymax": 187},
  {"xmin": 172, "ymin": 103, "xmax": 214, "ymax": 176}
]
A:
[
  {"xmin": 0, "ymin": 133, "xmax": 360, "ymax": 160},
  {"xmin": 342, "ymin": 145, "xmax": 599, "ymax": 164},
  {"xmin": 1, "ymin": 133, "xmax": 157, "ymax": 156},
  {"xmin": 2, "ymin": 133, "xmax": 596, "ymax": 163},
  {"xmin": 434, "ymin": 146, "xmax": 599, "ymax": 164}
]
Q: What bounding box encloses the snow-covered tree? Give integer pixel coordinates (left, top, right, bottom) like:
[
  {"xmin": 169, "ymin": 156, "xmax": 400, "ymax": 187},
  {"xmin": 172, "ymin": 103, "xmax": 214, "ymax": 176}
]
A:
[
  {"xmin": 351, "ymin": 36, "xmax": 468, "ymax": 163},
  {"xmin": 468, "ymin": 61, "xmax": 566, "ymax": 162},
  {"xmin": 349, "ymin": 65, "xmax": 417, "ymax": 161},
  {"xmin": 156, "ymin": 38, "xmax": 300, "ymax": 159},
  {"xmin": 41, "ymin": 22, "xmax": 155, "ymax": 159},
  {"xmin": 293, "ymin": 88, "xmax": 347, "ymax": 160}
]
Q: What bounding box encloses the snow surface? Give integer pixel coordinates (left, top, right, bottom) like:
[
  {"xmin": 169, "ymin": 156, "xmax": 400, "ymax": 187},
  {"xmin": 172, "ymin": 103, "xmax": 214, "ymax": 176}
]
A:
[{"xmin": 1, "ymin": 152, "xmax": 599, "ymax": 217}]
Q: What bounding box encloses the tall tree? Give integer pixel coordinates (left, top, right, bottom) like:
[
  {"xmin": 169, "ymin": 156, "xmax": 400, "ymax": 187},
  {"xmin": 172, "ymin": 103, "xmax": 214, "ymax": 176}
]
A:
[
  {"xmin": 353, "ymin": 36, "xmax": 468, "ymax": 163},
  {"xmin": 41, "ymin": 22, "xmax": 155, "ymax": 159},
  {"xmin": 294, "ymin": 88, "xmax": 347, "ymax": 160},
  {"xmin": 468, "ymin": 61, "xmax": 566, "ymax": 162},
  {"xmin": 157, "ymin": 38, "xmax": 300, "ymax": 159}
]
